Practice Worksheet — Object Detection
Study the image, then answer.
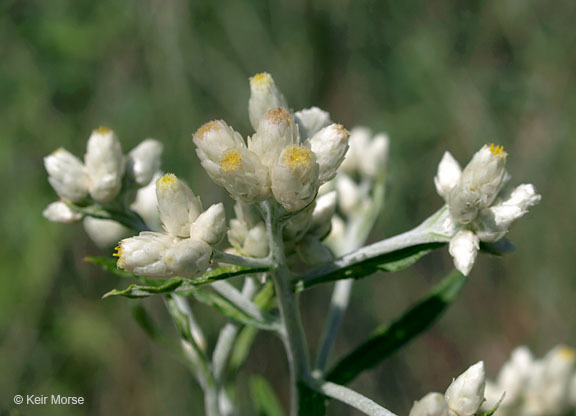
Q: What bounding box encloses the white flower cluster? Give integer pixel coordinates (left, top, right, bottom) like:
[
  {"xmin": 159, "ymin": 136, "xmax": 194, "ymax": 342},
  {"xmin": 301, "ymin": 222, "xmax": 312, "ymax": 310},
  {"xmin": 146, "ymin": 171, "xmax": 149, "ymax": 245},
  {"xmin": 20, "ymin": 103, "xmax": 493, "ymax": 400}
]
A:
[
  {"xmin": 482, "ymin": 345, "xmax": 576, "ymax": 416},
  {"xmin": 410, "ymin": 361, "xmax": 487, "ymax": 416},
  {"xmin": 193, "ymin": 72, "xmax": 350, "ymax": 212},
  {"xmin": 323, "ymin": 127, "xmax": 389, "ymax": 254},
  {"xmin": 435, "ymin": 144, "xmax": 541, "ymax": 275},
  {"xmin": 43, "ymin": 127, "xmax": 163, "ymax": 247},
  {"xmin": 114, "ymin": 174, "xmax": 226, "ymax": 278}
]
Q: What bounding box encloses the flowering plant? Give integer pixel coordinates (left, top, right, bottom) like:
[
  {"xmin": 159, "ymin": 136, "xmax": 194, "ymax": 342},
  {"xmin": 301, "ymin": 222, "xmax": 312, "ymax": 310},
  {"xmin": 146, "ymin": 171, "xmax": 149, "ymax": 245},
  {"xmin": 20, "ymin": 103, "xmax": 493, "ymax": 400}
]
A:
[{"xmin": 44, "ymin": 72, "xmax": 545, "ymax": 415}]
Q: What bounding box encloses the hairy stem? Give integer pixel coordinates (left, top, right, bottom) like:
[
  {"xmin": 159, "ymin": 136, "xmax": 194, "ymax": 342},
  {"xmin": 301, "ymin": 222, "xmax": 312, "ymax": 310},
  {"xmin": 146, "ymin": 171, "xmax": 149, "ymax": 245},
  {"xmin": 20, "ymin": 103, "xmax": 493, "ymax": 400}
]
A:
[{"xmin": 263, "ymin": 201, "xmax": 312, "ymax": 415}]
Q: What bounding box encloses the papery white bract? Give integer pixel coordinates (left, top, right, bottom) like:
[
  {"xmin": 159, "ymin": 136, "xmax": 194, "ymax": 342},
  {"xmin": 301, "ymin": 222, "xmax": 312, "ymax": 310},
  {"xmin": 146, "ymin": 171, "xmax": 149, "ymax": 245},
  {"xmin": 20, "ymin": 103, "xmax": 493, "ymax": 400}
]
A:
[
  {"xmin": 409, "ymin": 393, "xmax": 450, "ymax": 416},
  {"xmin": 115, "ymin": 232, "xmax": 177, "ymax": 277},
  {"xmin": 189, "ymin": 203, "xmax": 226, "ymax": 245},
  {"xmin": 218, "ymin": 148, "xmax": 271, "ymax": 203},
  {"xmin": 248, "ymin": 72, "xmax": 288, "ymax": 130},
  {"xmin": 434, "ymin": 151, "xmax": 462, "ymax": 200},
  {"xmin": 44, "ymin": 149, "xmax": 90, "ymax": 202},
  {"xmin": 85, "ymin": 127, "xmax": 125, "ymax": 203},
  {"xmin": 294, "ymin": 106, "xmax": 332, "ymax": 138},
  {"xmin": 271, "ymin": 145, "xmax": 319, "ymax": 211},
  {"xmin": 43, "ymin": 201, "xmax": 83, "ymax": 223},
  {"xmin": 248, "ymin": 107, "xmax": 299, "ymax": 169},
  {"xmin": 156, "ymin": 174, "xmax": 203, "ymax": 238},
  {"xmin": 445, "ymin": 361, "xmax": 486, "ymax": 416},
  {"xmin": 127, "ymin": 139, "xmax": 163, "ymax": 186},
  {"xmin": 306, "ymin": 124, "xmax": 350, "ymax": 184},
  {"xmin": 448, "ymin": 230, "xmax": 479, "ymax": 277},
  {"xmin": 163, "ymin": 239, "xmax": 212, "ymax": 278}
]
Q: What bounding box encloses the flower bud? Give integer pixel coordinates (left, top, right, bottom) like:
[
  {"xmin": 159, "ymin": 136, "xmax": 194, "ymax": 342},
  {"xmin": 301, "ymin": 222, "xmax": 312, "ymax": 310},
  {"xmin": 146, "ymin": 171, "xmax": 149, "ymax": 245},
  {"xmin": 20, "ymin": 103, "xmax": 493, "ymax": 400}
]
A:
[
  {"xmin": 156, "ymin": 174, "xmax": 203, "ymax": 238},
  {"xmin": 242, "ymin": 223, "xmax": 269, "ymax": 258},
  {"xmin": 308, "ymin": 191, "xmax": 337, "ymax": 238},
  {"xmin": 83, "ymin": 217, "xmax": 131, "ymax": 249},
  {"xmin": 44, "ymin": 148, "xmax": 90, "ymax": 202},
  {"xmin": 271, "ymin": 145, "xmax": 319, "ymax": 211},
  {"xmin": 448, "ymin": 144, "xmax": 508, "ymax": 224},
  {"xmin": 307, "ymin": 124, "xmax": 350, "ymax": 184},
  {"xmin": 294, "ymin": 106, "xmax": 331, "ymax": 138},
  {"xmin": 448, "ymin": 229, "xmax": 479, "ymax": 276},
  {"xmin": 336, "ymin": 174, "xmax": 362, "ymax": 216},
  {"xmin": 496, "ymin": 346, "xmax": 533, "ymax": 405},
  {"xmin": 43, "ymin": 201, "xmax": 83, "ymax": 223},
  {"xmin": 127, "ymin": 139, "xmax": 163, "ymax": 186},
  {"xmin": 435, "ymin": 151, "xmax": 462, "ymax": 200},
  {"xmin": 193, "ymin": 120, "xmax": 246, "ymax": 164},
  {"xmin": 409, "ymin": 393, "xmax": 450, "ymax": 416},
  {"xmin": 248, "ymin": 72, "xmax": 288, "ymax": 130},
  {"xmin": 445, "ymin": 361, "xmax": 486, "ymax": 416},
  {"xmin": 130, "ymin": 174, "xmax": 162, "ymax": 232},
  {"xmin": 248, "ymin": 107, "xmax": 299, "ymax": 168},
  {"xmin": 218, "ymin": 148, "xmax": 271, "ymax": 203},
  {"xmin": 524, "ymin": 346, "xmax": 575, "ymax": 415},
  {"xmin": 115, "ymin": 232, "xmax": 177, "ymax": 277},
  {"xmin": 361, "ymin": 133, "xmax": 390, "ymax": 178},
  {"xmin": 189, "ymin": 203, "xmax": 226, "ymax": 245},
  {"xmin": 85, "ymin": 126, "xmax": 125, "ymax": 203},
  {"xmin": 163, "ymin": 239, "xmax": 212, "ymax": 278}
]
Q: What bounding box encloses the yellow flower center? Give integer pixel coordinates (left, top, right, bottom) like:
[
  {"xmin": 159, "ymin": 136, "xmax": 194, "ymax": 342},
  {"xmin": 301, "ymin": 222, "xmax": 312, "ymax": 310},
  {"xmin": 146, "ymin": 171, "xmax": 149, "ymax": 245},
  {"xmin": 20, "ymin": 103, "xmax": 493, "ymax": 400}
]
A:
[
  {"xmin": 194, "ymin": 121, "xmax": 221, "ymax": 140},
  {"xmin": 264, "ymin": 107, "xmax": 290, "ymax": 124},
  {"xmin": 95, "ymin": 126, "xmax": 111, "ymax": 134},
  {"xmin": 283, "ymin": 146, "xmax": 312, "ymax": 170},
  {"xmin": 250, "ymin": 72, "xmax": 272, "ymax": 88},
  {"xmin": 113, "ymin": 246, "xmax": 125, "ymax": 268},
  {"xmin": 489, "ymin": 143, "xmax": 505, "ymax": 156},
  {"xmin": 220, "ymin": 149, "xmax": 243, "ymax": 172},
  {"xmin": 157, "ymin": 173, "xmax": 177, "ymax": 190},
  {"xmin": 558, "ymin": 346, "xmax": 576, "ymax": 361}
]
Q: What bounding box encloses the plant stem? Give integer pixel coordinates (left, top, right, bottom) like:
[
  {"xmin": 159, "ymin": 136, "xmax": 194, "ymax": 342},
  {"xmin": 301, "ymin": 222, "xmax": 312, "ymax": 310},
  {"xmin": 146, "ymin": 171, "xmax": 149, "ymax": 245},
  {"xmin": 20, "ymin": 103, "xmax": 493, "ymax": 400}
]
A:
[
  {"xmin": 311, "ymin": 381, "xmax": 398, "ymax": 416},
  {"xmin": 212, "ymin": 250, "xmax": 273, "ymax": 269},
  {"xmin": 263, "ymin": 201, "xmax": 312, "ymax": 415}
]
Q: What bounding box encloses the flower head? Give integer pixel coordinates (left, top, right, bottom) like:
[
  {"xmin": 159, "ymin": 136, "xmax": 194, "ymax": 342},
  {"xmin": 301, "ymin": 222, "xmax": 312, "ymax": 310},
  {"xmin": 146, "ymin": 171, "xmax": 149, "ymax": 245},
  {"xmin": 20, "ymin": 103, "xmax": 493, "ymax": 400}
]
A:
[{"xmin": 435, "ymin": 144, "xmax": 541, "ymax": 275}]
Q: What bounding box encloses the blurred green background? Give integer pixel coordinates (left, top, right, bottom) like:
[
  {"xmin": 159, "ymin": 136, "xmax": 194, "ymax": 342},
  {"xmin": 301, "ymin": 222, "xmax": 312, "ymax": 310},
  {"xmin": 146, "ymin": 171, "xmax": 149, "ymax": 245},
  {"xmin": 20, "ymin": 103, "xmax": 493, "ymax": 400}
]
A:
[{"xmin": 1, "ymin": 0, "xmax": 575, "ymax": 414}]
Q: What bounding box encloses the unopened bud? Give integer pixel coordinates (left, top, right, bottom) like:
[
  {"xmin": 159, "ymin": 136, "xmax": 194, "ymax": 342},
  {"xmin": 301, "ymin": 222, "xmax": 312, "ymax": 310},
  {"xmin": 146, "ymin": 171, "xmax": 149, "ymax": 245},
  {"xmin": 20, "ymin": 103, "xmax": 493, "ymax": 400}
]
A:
[
  {"xmin": 156, "ymin": 174, "xmax": 203, "ymax": 238},
  {"xmin": 248, "ymin": 72, "xmax": 288, "ymax": 129},
  {"xmin": 445, "ymin": 361, "xmax": 486, "ymax": 416},
  {"xmin": 307, "ymin": 124, "xmax": 350, "ymax": 184},
  {"xmin": 44, "ymin": 148, "xmax": 90, "ymax": 202}
]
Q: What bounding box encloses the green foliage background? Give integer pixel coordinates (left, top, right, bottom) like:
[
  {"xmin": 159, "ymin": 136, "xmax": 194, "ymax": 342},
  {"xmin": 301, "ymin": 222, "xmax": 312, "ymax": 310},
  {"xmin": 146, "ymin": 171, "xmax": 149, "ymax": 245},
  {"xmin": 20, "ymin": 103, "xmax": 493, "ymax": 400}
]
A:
[{"xmin": 1, "ymin": 0, "xmax": 574, "ymax": 414}]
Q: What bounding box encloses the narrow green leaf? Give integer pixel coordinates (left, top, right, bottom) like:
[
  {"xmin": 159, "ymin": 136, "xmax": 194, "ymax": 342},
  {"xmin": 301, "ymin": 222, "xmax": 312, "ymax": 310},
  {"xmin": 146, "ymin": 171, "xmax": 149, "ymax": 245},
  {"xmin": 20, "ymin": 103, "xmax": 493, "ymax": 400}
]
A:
[
  {"xmin": 296, "ymin": 242, "xmax": 445, "ymax": 291},
  {"xmin": 99, "ymin": 265, "xmax": 268, "ymax": 299},
  {"xmin": 102, "ymin": 278, "xmax": 184, "ymax": 298},
  {"xmin": 191, "ymin": 288, "xmax": 278, "ymax": 331},
  {"xmin": 297, "ymin": 382, "xmax": 326, "ymax": 416},
  {"xmin": 250, "ymin": 375, "xmax": 285, "ymax": 416},
  {"xmin": 327, "ymin": 270, "xmax": 466, "ymax": 385}
]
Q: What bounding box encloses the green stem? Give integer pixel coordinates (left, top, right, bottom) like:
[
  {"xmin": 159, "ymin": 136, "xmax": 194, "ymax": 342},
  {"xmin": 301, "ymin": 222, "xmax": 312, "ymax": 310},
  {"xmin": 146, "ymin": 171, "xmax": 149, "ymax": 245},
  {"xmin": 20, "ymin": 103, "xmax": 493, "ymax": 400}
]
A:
[{"xmin": 263, "ymin": 201, "xmax": 312, "ymax": 415}]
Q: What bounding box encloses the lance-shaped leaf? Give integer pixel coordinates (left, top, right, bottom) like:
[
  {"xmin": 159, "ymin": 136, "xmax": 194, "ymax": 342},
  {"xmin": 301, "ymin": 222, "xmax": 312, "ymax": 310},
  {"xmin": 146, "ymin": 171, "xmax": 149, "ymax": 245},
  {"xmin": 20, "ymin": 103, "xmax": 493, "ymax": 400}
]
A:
[
  {"xmin": 295, "ymin": 239, "xmax": 447, "ymax": 291},
  {"xmin": 326, "ymin": 270, "xmax": 466, "ymax": 385},
  {"xmin": 100, "ymin": 264, "xmax": 268, "ymax": 298}
]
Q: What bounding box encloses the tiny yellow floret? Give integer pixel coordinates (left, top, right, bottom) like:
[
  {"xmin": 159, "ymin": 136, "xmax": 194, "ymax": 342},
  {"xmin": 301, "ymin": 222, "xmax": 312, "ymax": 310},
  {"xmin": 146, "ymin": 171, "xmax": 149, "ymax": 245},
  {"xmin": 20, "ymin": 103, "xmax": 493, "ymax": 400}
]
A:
[
  {"xmin": 250, "ymin": 72, "xmax": 272, "ymax": 87},
  {"xmin": 195, "ymin": 121, "xmax": 221, "ymax": 140},
  {"xmin": 220, "ymin": 150, "xmax": 243, "ymax": 172},
  {"xmin": 264, "ymin": 107, "xmax": 290, "ymax": 124},
  {"xmin": 114, "ymin": 246, "xmax": 125, "ymax": 268},
  {"xmin": 489, "ymin": 143, "xmax": 505, "ymax": 156},
  {"xmin": 558, "ymin": 346, "xmax": 576, "ymax": 361},
  {"xmin": 283, "ymin": 146, "xmax": 312, "ymax": 169},
  {"xmin": 95, "ymin": 126, "xmax": 111, "ymax": 134},
  {"xmin": 157, "ymin": 173, "xmax": 177, "ymax": 190},
  {"xmin": 334, "ymin": 124, "xmax": 350, "ymax": 140}
]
